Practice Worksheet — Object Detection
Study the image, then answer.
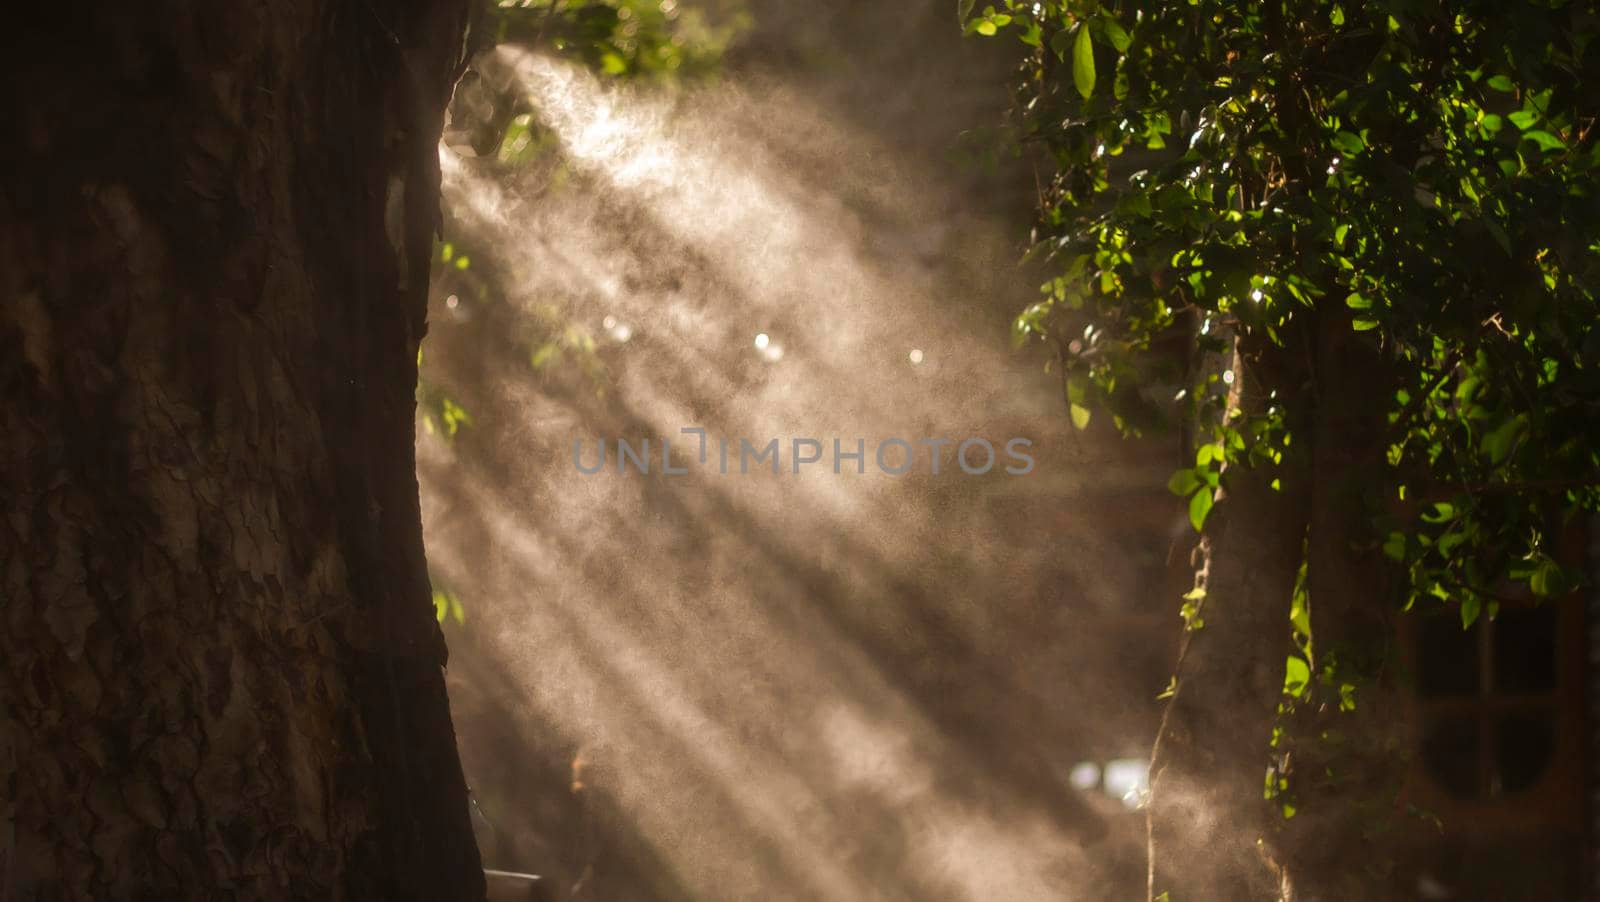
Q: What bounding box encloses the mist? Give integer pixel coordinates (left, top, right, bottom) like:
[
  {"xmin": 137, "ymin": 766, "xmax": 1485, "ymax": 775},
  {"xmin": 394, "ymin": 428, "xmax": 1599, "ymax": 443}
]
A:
[{"xmin": 418, "ymin": 14, "xmax": 1189, "ymax": 899}]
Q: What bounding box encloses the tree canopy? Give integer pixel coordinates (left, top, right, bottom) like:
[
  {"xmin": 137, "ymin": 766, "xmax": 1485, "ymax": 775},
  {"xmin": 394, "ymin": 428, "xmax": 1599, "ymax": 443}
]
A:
[
  {"xmin": 980, "ymin": 0, "xmax": 1600, "ymax": 627},
  {"xmin": 972, "ymin": 0, "xmax": 1600, "ymax": 895}
]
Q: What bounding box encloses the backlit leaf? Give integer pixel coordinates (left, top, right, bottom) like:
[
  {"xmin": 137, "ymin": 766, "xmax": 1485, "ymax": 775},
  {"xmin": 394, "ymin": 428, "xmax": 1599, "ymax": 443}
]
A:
[
  {"xmin": 1188, "ymin": 487, "xmax": 1213, "ymax": 532},
  {"xmin": 1072, "ymin": 25, "xmax": 1095, "ymax": 99}
]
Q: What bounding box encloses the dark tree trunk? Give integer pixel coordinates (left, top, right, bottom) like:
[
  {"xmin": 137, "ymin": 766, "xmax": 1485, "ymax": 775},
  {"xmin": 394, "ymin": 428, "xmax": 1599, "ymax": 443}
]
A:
[
  {"xmin": 1148, "ymin": 313, "xmax": 1405, "ymax": 901},
  {"xmin": 1279, "ymin": 305, "xmax": 1403, "ymax": 902},
  {"xmin": 1147, "ymin": 338, "xmax": 1311, "ymax": 902},
  {"xmin": 1, "ymin": 2, "xmax": 483, "ymax": 899}
]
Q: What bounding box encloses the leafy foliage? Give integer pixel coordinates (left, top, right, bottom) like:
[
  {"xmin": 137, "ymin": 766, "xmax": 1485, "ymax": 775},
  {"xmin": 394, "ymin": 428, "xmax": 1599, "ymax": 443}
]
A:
[
  {"xmin": 418, "ymin": 346, "xmax": 475, "ymax": 442},
  {"xmin": 484, "ymin": 0, "xmax": 747, "ymax": 80},
  {"xmin": 975, "ymin": 0, "xmax": 1600, "ymax": 618},
  {"xmin": 434, "ymin": 587, "xmax": 468, "ymax": 625}
]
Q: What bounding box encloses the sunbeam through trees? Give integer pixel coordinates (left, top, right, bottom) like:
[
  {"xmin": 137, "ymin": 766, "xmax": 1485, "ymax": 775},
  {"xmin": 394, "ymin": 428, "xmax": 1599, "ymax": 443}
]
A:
[{"xmin": 4, "ymin": 1, "xmax": 1600, "ymax": 901}]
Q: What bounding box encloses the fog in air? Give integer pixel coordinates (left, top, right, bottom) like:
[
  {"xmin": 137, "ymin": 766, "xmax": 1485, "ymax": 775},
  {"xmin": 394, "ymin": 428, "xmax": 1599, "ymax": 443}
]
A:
[
  {"xmin": 10, "ymin": 0, "xmax": 1596, "ymax": 899},
  {"xmin": 418, "ymin": 5, "xmax": 1184, "ymax": 899}
]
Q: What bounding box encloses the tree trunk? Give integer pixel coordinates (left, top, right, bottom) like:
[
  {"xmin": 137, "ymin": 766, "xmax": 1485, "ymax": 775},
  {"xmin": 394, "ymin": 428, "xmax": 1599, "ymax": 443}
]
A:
[
  {"xmin": 1147, "ymin": 337, "xmax": 1310, "ymax": 901},
  {"xmin": 1, "ymin": 2, "xmax": 483, "ymax": 899},
  {"xmin": 1278, "ymin": 305, "xmax": 1403, "ymax": 901}
]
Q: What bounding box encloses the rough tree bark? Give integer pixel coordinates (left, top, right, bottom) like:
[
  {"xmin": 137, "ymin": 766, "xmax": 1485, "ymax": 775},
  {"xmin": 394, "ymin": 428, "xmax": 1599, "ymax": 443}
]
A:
[
  {"xmin": 1146, "ymin": 335, "xmax": 1311, "ymax": 902},
  {"xmin": 1, "ymin": 1, "xmax": 483, "ymax": 899}
]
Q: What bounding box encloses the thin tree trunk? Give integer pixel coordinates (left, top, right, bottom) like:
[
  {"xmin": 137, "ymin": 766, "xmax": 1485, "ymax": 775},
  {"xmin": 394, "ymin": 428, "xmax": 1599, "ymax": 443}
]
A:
[
  {"xmin": 1147, "ymin": 337, "xmax": 1310, "ymax": 901},
  {"xmin": 1, "ymin": 2, "xmax": 482, "ymax": 898}
]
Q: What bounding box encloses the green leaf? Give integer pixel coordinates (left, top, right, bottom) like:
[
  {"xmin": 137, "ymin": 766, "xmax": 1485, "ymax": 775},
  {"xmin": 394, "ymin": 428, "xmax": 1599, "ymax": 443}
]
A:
[
  {"xmin": 1099, "ymin": 16, "xmax": 1131, "ymax": 53},
  {"xmin": 1521, "ymin": 130, "xmax": 1566, "ymax": 151},
  {"xmin": 1049, "ymin": 27, "xmax": 1074, "ymax": 60},
  {"xmin": 1180, "ymin": 598, "xmax": 1204, "ymax": 631},
  {"xmin": 1345, "ymin": 292, "xmax": 1371, "ymax": 310},
  {"xmin": 1480, "ymin": 414, "xmax": 1526, "ymax": 464},
  {"xmin": 1290, "ymin": 595, "xmax": 1310, "ymax": 640},
  {"xmin": 1508, "ymin": 109, "xmax": 1539, "ymax": 130},
  {"xmin": 1065, "ymin": 373, "xmax": 1088, "ymax": 406},
  {"xmin": 1438, "ymin": 529, "xmax": 1467, "ymax": 557},
  {"xmin": 1332, "ymin": 131, "xmax": 1365, "ymax": 155},
  {"xmin": 1486, "ymin": 74, "xmax": 1515, "ymax": 92},
  {"xmin": 531, "ymin": 342, "xmax": 561, "ymax": 370},
  {"xmin": 1167, "ymin": 469, "xmax": 1203, "ymax": 496},
  {"xmin": 1188, "ymin": 487, "xmax": 1214, "ymax": 532},
  {"xmin": 1460, "ymin": 594, "xmax": 1482, "ymax": 629},
  {"xmin": 1072, "ymin": 25, "xmax": 1096, "ymax": 100},
  {"xmin": 1382, "ymin": 531, "xmax": 1407, "ymax": 562},
  {"xmin": 975, "ymin": 19, "xmax": 997, "ymax": 36},
  {"xmin": 1284, "ymin": 655, "xmax": 1310, "ymax": 697},
  {"xmin": 1530, "ymin": 558, "xmax": 1568, "ymax": 597},
  {"xmin": 1423, "ymin": 502, "xmax": 1455, "ymax": 524},
  {"xmin": 1070, "ymin": 402, "xmax": 1091, "ymax": 429}
]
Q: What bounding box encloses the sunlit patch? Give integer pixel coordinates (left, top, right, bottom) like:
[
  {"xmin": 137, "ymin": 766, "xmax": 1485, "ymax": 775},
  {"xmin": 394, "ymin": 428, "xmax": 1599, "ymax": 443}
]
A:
[
  {"xmin": 751, "ymin": 331, "xmax": 784, "ymax": 362},
  {"xmin": 603, "ymin": 315, "xmax": 634, "ymax": 343},
  {"xmin": 424, "ymin": 49, "xmax": 1156, "ymax": 901},
  {"xmin": 1068, "ymin": 761, "xmax": 1100, "ymax": 790},
  {"xmin": 1102, "ymin": 758, "xmax": 1150, "ymax": 809}
]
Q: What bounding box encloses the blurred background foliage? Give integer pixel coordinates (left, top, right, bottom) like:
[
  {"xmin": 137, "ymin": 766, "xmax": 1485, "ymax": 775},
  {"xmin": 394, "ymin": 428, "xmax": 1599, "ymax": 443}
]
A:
[{"xmin": 484, "ymin": 0, "xmax": 748, "ymax": 80}]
